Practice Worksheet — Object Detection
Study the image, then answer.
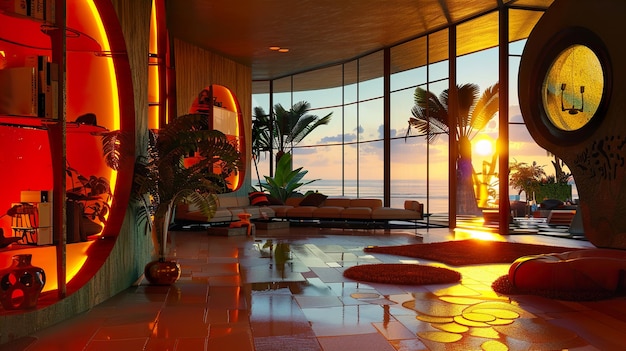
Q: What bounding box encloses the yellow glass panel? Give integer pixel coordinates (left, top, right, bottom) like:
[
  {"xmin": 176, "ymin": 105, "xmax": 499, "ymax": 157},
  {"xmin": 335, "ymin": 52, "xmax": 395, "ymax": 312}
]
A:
[
  {"xmin": 416, "ymin": 315, "xmax": 455, "ymax": 324},
  {"xmin": 462, "ymin": 312, "xmax": 497, "ymax": 322},
  {"xmin": 472, "ymin": 308, "xmax": 520, "ymax": 320},
  {"xmin": 481, "ymin": 339, "xmax": 509, "ymax": 351},
  {"xmin": 453, "ymin": 315, "xmax": 490, "ymax": 327},
  {"xmin": 432, "ymin": 322, "xmax": 470, "ymax": 333},
  {"xmin": 542, "ymin": 44, "xmax": 603, "ymax": 131},
  {"xmin": 418, "ymin": 331, "xmax": 463, "ymax": 343}
]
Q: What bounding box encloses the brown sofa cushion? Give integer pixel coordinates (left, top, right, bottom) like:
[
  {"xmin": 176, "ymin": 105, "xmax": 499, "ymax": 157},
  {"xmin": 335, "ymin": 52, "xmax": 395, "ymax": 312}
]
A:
[
  {"xmin": 349, "ymin": 198, "xmax": 382, "ymax": 208},
  {"xmin": 312, "ymin": 206, "xmax": 344, "ymax": 218},
  {"xmin": 324, "ymin": 198, "xmax": 351, "ymax": 208},
  {"xmin": 341, "ymin": 207, "xmax": 372, "ymax": 219},
  {"xmin": 286, "ymin": 206, "xmax": 317, "ymax": 218}
]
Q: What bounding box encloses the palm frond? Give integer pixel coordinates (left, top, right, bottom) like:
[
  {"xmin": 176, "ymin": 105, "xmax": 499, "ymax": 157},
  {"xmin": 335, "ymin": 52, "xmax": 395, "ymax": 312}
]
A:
[
  {"xmin": 455, "ymin": 83, "xmax": 480, "ymax": 137},
  {"xmin": 468, "ymin": 82, "xmax": 499, "ymax": 136},
  {"xmin": 268, "ymin": 101, "xmax": 332, "ymax": 155},
  {"xmin": 408, "ymin": 83, "xmax": 499, "ymax": 145}
]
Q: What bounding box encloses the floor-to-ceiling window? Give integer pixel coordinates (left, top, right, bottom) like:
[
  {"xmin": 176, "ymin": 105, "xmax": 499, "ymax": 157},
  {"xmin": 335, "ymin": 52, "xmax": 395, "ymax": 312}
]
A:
[{"xmin": 251, "ymin": 3, "xmax": 564, "ymax": 226}]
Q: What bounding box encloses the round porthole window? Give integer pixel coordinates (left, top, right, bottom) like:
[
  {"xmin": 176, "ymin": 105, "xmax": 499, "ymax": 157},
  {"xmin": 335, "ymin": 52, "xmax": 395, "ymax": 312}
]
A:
[{"xmin": 541, "ymin": 44, "xmax": 603, "ymax": 131}]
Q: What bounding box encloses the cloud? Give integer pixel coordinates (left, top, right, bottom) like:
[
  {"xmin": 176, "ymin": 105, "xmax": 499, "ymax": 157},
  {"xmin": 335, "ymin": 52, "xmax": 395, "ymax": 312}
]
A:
[
  {"xmin": 320, "ymin": 133, "xmax": 357, "ymax": 143},
  {"xmin": 377, "ymin": 124, "xmax": 398, "ymax": 139}
]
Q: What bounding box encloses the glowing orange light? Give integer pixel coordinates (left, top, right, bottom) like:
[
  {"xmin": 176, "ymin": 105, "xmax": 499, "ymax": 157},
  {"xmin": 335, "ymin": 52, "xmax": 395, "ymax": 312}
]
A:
[
  {"xmin": 0, "ymin": 241, "xmax": 95, "ymax": 292},
  {"xmin": 85, "ymin": 0, "xmax": 119, "ymax": 194},
  {"xmin": 148, "ymin": 0, "xmax": 160, "ymax": 130},
  {"xmin": 454, "ymin": 228, "xmax": 505, "ymax": 242}
]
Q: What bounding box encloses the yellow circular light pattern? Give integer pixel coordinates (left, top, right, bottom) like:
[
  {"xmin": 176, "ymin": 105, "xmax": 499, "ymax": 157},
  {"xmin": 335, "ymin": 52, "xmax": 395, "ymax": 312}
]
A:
[
  {"xmin": 417, "ymin": 331, "xmax": 463, "ymax": 343},
  {"xmin": 542, "ymin": 44, "xmax": 603, "ymax": 131},
  {"xmin": 481, "ymin": 340, "xmax": 509, "ymax": 351}
]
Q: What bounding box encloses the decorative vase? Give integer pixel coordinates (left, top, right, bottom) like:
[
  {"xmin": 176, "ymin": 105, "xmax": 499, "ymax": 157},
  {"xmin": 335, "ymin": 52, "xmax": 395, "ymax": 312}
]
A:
[
  {"xmin": 144, "ymin": 258, "xmax": 181, "ymax": 285},
  {"xmin": 0, "ymin": 254, "xmax": 46, "ymax": 310}
]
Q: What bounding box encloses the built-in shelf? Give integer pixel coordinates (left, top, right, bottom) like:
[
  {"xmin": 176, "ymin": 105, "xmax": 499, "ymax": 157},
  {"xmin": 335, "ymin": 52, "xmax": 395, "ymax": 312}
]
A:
[{"xmin": 0, "ymin": 12, "xmax": 102, "ymax": 53}]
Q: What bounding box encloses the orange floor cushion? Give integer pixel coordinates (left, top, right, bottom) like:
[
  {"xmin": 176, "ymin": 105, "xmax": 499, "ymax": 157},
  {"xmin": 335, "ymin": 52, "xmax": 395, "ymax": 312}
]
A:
[{"xmin": 509, "ymin": 248, "xmax": 626, "ymax": 293}]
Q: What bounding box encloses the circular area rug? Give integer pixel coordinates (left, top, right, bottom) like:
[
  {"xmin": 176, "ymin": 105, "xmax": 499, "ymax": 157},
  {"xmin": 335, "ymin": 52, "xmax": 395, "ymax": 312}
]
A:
[{"xmin": 343, "ymin": 263, "xmax": 461, "ymax": 285}]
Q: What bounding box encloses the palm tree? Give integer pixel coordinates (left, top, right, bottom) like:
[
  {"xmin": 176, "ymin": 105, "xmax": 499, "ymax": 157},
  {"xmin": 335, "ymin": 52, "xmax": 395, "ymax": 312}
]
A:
[
  {"xmin": 407, "ymin": 82, "xmax": 499, "ymax": 215},
  {"xmin": 251, "ymin": 106, "xmax": 272, "ymax": 184},
  {"xmin": 262, "ymin": 101, "xmax": 332, "ymax": 166},
  {"xmin": 509, "ymin": 160, "xmax": 546, "ymax": 202},
  {"xmin": 103, "ymin": 114, "xmax": 242, "ymax": 261}
]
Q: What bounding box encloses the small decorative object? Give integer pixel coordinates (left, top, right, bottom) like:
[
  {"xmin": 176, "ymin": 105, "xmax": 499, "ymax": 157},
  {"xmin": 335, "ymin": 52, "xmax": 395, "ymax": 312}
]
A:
[
  {"xmin": 0, "ymin": 254, "xmax": 46, "ymax": 310},
  {"xmin": 144, "ymin": 258, "xmax": 181, "ymax": 285}
]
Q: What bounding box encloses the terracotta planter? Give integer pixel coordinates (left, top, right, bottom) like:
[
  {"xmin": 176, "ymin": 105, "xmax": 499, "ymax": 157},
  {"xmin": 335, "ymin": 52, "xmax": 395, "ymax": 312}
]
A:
[
  {"xmin": 0, "ymin": 254, "xmax": 46, "ymax": 310},
  {"xmin": 144, "ymin": 259, "xmax": 181, "ymax": 285}
]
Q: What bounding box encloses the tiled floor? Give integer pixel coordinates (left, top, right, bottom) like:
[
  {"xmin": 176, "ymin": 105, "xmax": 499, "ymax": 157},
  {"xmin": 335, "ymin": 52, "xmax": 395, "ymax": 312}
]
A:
[{"xmin": 3, "ymin": 224, "xmax": 626, "ymax": 351}]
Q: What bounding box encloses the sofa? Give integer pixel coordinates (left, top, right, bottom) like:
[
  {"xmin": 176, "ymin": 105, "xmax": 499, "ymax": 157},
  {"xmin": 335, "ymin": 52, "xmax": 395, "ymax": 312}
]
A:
[
  {"xmin": 174, "ymin": 192, "xmax": 425, "ymax": 227},
  {"xmin": 175, "ymin": 194, "xmax": 276, "ymax": 225},
  {"xmin": 268, "ymin": 195, "xmax": 424, "ymax": 222}
]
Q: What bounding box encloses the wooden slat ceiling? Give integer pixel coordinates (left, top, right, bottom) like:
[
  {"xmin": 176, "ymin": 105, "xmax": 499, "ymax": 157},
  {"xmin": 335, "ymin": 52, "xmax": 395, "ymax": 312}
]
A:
[{"xmin": 166, "ymin": 0, "xmax": 554, "ymax": 90}]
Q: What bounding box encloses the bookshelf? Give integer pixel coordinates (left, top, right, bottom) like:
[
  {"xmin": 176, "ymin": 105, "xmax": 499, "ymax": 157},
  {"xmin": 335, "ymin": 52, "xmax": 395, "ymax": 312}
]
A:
[{"xmin": 0, "ymin": 0, "xmax": 128, "ymax": 308}]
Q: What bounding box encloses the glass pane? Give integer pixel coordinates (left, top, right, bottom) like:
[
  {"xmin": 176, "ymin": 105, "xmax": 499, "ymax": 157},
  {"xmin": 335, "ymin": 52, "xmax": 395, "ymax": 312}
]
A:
[
  {"xmin": 509, "ymin": 8, "xmax": 545, "ymax": 43},
  {"xmin": 456, "ymin": 28, "xmax": 500, "ymax": 213},
  {"xmin": 358, "ymin": 98, "xmax": 383, "ymax": 142},
  {"xmin": 391, "ymin": 37, "xmax": 428, "ymax": 90},
  {"xmin": 458, "ymin": 47, "xmax": 499, "ymax": 93},
  {"xmin": 293, "ymin": 145, "xmax": 341, "ymax": 190},
  {"xmin": 343, "ymin": 103, "xmax": 358, "ymax": 182},
  {"xmin": 272, "ymin": 77, "xmax": 292, "ymax": 108},
  {"xmin": 298, "ymin": 106, "xmax": 341, "ymax": 147},
  {"xmin": 429, "ymin": 29, "xmax": 449, "ymax": 68},
  {"xmin": 358, "ymin": 51, "xmax": 384, "ymax": 101},
  {"xmin": 293, "ymin": 65, "xmax": 343, "ymax": 107},
  {"xmin": 359, "ymin": 140, "xmax": 384, "ymax": 197},
  {"xmin": 391, "ymin": 88, "xmax": 415, "ymax": 138}
]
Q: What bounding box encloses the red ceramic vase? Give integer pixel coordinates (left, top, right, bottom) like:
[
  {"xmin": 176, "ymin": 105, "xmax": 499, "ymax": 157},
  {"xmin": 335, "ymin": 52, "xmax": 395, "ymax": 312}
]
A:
[
  {"xmin": 144, "ymin": 259, "xmax": 181, "ymax": 285},
  {"xmin": 0, "ymin": 254, "xmax": 46, "ymax": 310}
]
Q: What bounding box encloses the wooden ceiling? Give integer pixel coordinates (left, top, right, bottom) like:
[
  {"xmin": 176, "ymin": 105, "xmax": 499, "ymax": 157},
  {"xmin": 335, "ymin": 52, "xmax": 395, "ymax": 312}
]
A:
[{"xmin": 166, "ymin": 0, "xmax": 554, "ymax": 87}]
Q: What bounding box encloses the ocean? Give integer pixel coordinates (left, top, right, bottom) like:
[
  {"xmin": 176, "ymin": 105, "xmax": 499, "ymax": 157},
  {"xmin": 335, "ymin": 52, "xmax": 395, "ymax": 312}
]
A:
[
  {"xmin": 298, "ymin": 179, "xmax": 450, "ymax": 214},
  {"xmin": 295, "ymin": 178, "xmax": 580, "ymax": 215}
]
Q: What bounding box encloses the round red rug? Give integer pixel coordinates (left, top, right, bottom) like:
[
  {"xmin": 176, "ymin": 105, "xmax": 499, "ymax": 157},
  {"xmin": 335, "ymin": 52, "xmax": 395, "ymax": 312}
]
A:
[{"xmin": 343, "ymin": 263, "xmax": 461, "ymax": 285}]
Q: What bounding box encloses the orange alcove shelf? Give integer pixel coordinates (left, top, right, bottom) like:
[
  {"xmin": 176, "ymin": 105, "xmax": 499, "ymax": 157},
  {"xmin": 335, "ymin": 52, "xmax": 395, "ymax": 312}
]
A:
[{"xmin": 189, "ymin": 84, "xmax": 247, "ymax": 191}]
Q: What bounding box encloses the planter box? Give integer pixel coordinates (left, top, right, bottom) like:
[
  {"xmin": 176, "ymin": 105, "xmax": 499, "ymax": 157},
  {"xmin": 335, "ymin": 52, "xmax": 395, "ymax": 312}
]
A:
[{"xmin": 534, "ymin": 183, "xmax": 572, "ymax": 202}]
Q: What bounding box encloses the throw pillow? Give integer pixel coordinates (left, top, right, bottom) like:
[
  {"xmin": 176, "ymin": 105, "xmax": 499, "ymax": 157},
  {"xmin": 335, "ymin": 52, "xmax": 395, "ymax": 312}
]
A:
[
  {"xmin": 249, "ymin": 192, "xmax": 270, "ymax": 206},
  {"xmin": 299, "ymin": 193, "xmax": 327, "ymax": 207}
]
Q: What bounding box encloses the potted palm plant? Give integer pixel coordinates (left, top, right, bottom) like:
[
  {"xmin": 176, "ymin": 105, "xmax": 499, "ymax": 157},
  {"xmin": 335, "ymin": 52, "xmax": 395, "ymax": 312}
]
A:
[
  {"xmin": 103, "ymin": 113, "xmax": 242, "ymax": 284},
  {"xmin": 259, "ymin": 152, "xmax": 318, "ymax": 202}
]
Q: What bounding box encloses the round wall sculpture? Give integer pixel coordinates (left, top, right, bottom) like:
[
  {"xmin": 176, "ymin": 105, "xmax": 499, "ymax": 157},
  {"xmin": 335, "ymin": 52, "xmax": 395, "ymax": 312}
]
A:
[{"xmin": 519, "ymin": 0, "xmax": 626, "ymax": 249}]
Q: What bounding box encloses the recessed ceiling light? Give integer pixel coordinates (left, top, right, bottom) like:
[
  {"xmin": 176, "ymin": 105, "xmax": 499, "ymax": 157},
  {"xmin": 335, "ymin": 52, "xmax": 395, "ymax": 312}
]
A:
[
  {"xmin": 278, "ymin": 48, "xmax": 289, "ymax": 53},
  {"xmin": 269, "ymin": 46, "xmax": 280, "ymax": 51}
]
